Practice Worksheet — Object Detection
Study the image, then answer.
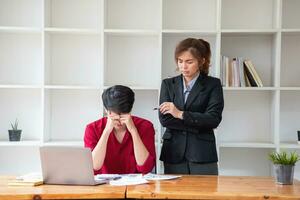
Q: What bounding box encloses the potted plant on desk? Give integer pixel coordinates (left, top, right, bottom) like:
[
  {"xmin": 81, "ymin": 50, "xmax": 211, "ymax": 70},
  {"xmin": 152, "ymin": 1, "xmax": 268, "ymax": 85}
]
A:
[
  {"xmin": 269, "ymin": 151, "xmax": 300, "ymax": 185},
  {"xmin": 8, "ymin": 119, "xmax": 22, "ymax": 141}
]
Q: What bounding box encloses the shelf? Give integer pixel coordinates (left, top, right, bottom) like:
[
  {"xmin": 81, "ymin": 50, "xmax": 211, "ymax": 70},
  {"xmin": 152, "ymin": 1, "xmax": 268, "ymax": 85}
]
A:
[
  {"xmin": 223, "ymin": 87, "xmax": 277, "ymax": 91},
  {"xmin": 0, "ymin": 141, "xmax": 41, "ymax": 147},
  {"xmin": 104, "ymin": 29, "xmax": 160, "ymax": 36},
  {"xmin": 103, "ymin": 85, "xmax": 159, "ymax": 90},
  {"xmin": 44, "ymin": 28, "xmax": 100, "ymax": 35},
  {"xmin": 45, "ymin": 0, "xmax": 101, "ymax": 29},
  {"xmin": 0, "ymin": 85, "xmax": 42, "ymax": 89},
  {"xmin": 43, "ymin": 141, "xmax": 84, "ymax": 147},
  {"xmin": 218, "ymin": 142, "xmax": 276, "ymax": 148},
  {"xmin": 163, "ymin": 0, "xmax": 217, "ymax": 30},
  {"xmin": 279, "ymin": 87, "xmax": 300, "ymax": 91},
  {"xmin": 279, "ymin": 142, "xmax": 300, "ymax": 149},
  {"xmin": 221, "ymin": 0, "xmax": 275, "ymax": 29},
  {"xmin": 44, "ymin": 85, "xmax": 101, "ymax": 90},
  {"xmin": 0, "ymin": 26, "xmax": 42, "ymax": 33},
  {"xmin": 281, "ymin": 29, "xmax": 300, "ymax": 34},
  {"xmin": 162, "ymin": 29, "xmax": 217, "ymax": 34},
  {"xmin": 221, "ymin": 29, "xmax": 278, "ymax": 35}
]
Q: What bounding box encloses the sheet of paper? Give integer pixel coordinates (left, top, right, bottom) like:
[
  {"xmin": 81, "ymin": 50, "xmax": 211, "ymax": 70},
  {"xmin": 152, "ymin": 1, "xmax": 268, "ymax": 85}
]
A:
[
  {"xmin": 16, "ymin": 172, "xmax": 43, "ymax": 182},
  {"xmin": 95, "ymin": 174, "xmax": 122, "ymax": 181},
  {"xmin": 109, "ymin": 174, "xmax": 148, "ymax": 186},
  {"xmin": 143, "ymin": 173, "xmax": 181, "ymax": 181},
  {"xmin": 10, "ymin": 172, "xmax": 43, "ymax": 186}
]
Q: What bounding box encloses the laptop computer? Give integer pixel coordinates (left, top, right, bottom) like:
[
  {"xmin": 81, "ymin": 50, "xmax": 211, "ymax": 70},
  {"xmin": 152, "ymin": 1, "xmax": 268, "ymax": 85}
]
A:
[{"xmin": 40, "ymin": 146, "xmax": 106, "ymax": 185}]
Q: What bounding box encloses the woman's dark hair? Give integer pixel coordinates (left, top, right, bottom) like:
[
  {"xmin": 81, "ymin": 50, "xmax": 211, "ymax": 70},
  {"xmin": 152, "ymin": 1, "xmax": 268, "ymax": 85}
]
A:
[
  {"xmin": 175, "ymin": 38, "xmax": 211, "ymax": 76},
  {"xmin": 102, "ymin": 85, "xmax": 135, "ymax": 114}
]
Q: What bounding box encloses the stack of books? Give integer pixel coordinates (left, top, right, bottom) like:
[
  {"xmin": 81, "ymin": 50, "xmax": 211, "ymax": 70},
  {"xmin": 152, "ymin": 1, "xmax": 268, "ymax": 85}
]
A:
[{"xmin": 220, "ymin": 56, "xmax": 263, "ymax": 87}]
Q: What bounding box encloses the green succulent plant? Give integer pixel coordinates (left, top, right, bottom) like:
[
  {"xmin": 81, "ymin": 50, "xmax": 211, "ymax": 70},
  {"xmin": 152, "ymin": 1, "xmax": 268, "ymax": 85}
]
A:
[
  {"xmin": 269, "ymin": 151, "xmax": 300, "ymax": 165},
  {"xmin": 10, "ymin": 118, "xmax": 19, "ymax": 131}
]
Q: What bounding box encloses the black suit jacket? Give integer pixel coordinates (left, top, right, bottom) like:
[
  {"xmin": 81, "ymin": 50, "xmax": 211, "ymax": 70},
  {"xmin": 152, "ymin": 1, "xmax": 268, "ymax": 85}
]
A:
[{"xmin": 159, "ymin": 74, "xmax": 224, "ymax": 164}]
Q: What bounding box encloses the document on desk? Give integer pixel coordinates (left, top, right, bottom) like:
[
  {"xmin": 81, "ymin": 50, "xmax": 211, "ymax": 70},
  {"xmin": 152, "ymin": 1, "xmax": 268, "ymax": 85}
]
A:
[
  {"xmin": 109, "ymin": 174, "xmax": 148, "ymax": 186},
  {"xmin": 143, "ymin": 173, "xmax": 181, "ymax": 181},
  {"xmin": 9, "ymin": 172, "xmax": 43, "ymax": 186},
  {"xmin": 95, "ymin": 174, "xmax": 122, "ymax": 181}
]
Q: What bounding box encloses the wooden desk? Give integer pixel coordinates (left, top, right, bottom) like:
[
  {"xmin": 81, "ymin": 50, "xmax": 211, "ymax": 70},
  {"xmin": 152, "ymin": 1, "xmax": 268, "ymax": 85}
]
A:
[
  {"xmin": 0, "ymin": 176, "xmax": 126, "ymax": 200},
  {"xmin": 127, "ymin": 175, "xmax": 300, "ymax": 200}
]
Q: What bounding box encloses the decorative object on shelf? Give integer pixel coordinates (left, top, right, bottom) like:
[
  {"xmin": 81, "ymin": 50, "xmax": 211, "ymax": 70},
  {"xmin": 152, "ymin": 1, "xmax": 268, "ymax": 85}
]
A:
[
  {"xmin": 269, "ymin": 151, "xmax": 300, "ymax": 185},
  {"xmin": 8, "ymin": 119, "xmax": 22, "ymax": 142},
  {"xmin": 298, "ymin": 131, "xmax": 300, "ymax": 144}
]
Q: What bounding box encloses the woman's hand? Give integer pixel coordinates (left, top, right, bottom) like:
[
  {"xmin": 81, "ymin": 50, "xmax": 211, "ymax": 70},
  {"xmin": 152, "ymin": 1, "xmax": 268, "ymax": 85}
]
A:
[
  {"xmin": 120, "ymin": 114, "xmax": 137, "ymax": 133},
  {"xmin": 159, "ymin": 102, "xmax": 183, "ymax": 119}
]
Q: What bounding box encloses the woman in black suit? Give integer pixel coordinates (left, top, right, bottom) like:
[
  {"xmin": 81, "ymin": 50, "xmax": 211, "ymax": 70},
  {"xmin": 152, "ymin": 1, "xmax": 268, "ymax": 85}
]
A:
[{"xmin": 159, "ymin": 38, "xmax": 224, "ymax": 175}]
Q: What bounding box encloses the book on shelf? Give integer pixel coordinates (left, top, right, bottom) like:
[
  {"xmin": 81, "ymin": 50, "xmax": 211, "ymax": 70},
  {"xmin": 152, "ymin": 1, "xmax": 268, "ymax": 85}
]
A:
[
  {"xmin": 237, "ymin": 57, "xmax": 246, "ymax": 87},
  {"xmin": 244, "ymin": 60, "xmax": 263, "ymax": 87},
  {"xmin": 244, "ymin": 71, "xmax": 251, "ymax": 87},
  {"xmin": 232, "ymin": 58, "xmax": 239, "ymax": 87},
  {"xmin": 225, "ymin": 56, "xmax": 230, "ymax": 87},
  {"xmin": 243, "ymin": 61, "xmax": 258, "ymax": 87}
]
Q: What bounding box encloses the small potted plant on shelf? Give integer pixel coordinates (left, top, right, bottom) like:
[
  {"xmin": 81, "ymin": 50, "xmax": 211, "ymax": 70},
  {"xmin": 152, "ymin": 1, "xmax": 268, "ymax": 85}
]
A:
[
  {"xmin": 269, "ymin": 151, "xmax": 300, "ymax": 185},
  {"xmin": 8, "ymin": 119, "xmax": 22, "ymax": 141}
]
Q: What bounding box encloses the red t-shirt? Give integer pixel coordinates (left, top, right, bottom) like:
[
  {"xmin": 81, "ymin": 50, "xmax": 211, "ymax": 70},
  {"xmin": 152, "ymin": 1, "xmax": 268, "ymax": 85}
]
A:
[{"xmin": 84, "ymin": 116, "xmax": 156, "ymax": 174}]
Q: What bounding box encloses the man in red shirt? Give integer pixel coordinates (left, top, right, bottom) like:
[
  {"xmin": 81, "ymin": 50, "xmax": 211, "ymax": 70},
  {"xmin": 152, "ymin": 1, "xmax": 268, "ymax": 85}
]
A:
[{"xmin": 84, "ymin": 85, "xmax": 156, "ymax": 174}]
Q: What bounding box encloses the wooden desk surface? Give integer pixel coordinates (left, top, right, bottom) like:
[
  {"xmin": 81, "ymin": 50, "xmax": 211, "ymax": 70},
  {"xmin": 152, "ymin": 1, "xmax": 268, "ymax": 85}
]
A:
[
  {"xmin": 0, "ymin": 176, "xmax": 126, "ymax": 200},
  {"xmin": 127, "ymin": 175, "xmax": 300, "ymax": 200}
]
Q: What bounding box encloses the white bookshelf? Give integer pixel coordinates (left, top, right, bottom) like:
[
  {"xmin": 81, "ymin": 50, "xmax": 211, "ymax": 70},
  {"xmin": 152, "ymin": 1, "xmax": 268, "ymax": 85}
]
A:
[{"xmin": 0, "ymin": 0, "xmax": 300, "ymax": 178}]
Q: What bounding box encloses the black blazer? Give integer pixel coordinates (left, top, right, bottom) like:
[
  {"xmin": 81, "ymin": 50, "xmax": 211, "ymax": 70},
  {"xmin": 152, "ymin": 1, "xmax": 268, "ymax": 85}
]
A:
[{"xmin": 159, "ymin": 74, "xmax": 224, "ymax": 164}]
